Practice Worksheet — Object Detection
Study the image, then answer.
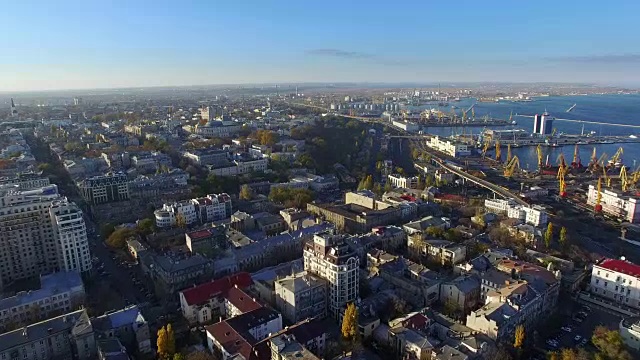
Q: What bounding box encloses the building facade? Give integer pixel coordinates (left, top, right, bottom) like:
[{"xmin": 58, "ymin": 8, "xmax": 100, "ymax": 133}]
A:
[
  {"xmin": 587, "ymin": 185, "xmax": 640, "ymax": 223},
  {"xmin": 589, "ymin": 258, "xmax": 640, "ymax": 309},
  {"xmin": 78, "ymin": 173, "xmax": 130, "ymax": 205},
  {"xmin": 275, "ymin": 271, "xmax": 328, "ymax": 323},
  {"xmin": 387, "ymin": 174, "xmax": 420, "ymax": 189},
  {"xmin": 427, "ymin": 136, "xmax": 471, "ymax": 157},
  {"xmin": 303, "ymin": 231, "xmax": 359, "ymax": 319}
]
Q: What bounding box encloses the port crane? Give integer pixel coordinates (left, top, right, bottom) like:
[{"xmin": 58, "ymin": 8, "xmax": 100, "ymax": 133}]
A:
[
  {"xmin": 482, "ymin": 140, "xmax": 490, "ymax": 158},
  {"xmin": 495, "ymin": 140, "xmax": 501, "ymax": 162},
  {"xmin": 621, "ymin": 166, "xmax": 629, "ymax": 192},
  {"xmin": 556, "ymin": 153, "xmax": 567, "ymax": 171},
  {"xmin": 608, "ymin": 147, "xmax": 624, "ymax": 168},
  {"xmin": 506, "ymin": 144, "xmax": 512, "ymax": 164},
  {"xmin": 536, "ymin": 144, "xmax": 544, "ymax": 171},
  {"xmin": 603, "ymin": 165, "xmax": 611, "ymax": 188},
  {"xmin": 571, "ymin": 144, "xmax": 582, "ymax": 168},
  {"xmin": 631, "ymin": 166, "xmax": 640, "ymax": 187},
  {"xmin": 594, "ymin": 177, "xmax": 603, "ymax": 213},
  {"xmin": 504, "ymin": 156, "xmax": 520, "ymax": 178},
  {"xmin": 558, "ymin": 166, "xmax": 567, "ymax": 197},
  {"xmin": 588, "ymin": 147, "xmax": 598, "ymax": 170}
]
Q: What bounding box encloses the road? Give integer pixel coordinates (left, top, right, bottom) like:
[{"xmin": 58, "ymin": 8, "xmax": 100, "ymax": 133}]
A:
[{"xmin": 434, "ymin": 159, "xmax": 529, "ymax": 206}]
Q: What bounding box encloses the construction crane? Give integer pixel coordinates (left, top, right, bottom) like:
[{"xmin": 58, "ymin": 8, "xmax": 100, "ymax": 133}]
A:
[
  {"xmin": 571, "ymin": 144, "xmax": 582, "ymax": 168},
  {"xmin": 594, "ymin": 177, "xmax": 603, "ymax": 213},
  {"xmin": 632, "ymin": 166, "xmax": 640, "ymax": 186},
  {"xmin": 495, "ymin": 140, "xmax": 501, "ymax": 162},
  {"xmin": 558, "ymin": 166, "xmax": 567, "ymax": 197},
  {"xmin": 503, "ymin": 156, "xmax": 520, "ymax": 178},
  {"xmin": 621, "ymin": 166, "xmax": 629, "ymax": 192},
  {"xmin": 506, "ymin": 144, "xmax": 512, "ymax": 164},
  {"xmin": 536, "ymin": 144, "xmax": 544, "ymax": 171},
  {"xmin": 597, "ymin": 153, "xmax": 609, "ymax": 169}
]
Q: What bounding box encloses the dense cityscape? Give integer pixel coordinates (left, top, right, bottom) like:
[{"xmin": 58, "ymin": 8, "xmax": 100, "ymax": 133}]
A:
[{"xmin": 0, "ymin": 82, "xmax": 639, "ymax": 360}]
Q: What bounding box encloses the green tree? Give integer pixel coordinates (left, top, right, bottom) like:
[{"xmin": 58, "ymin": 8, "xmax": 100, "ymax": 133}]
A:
[
  {"xmin": 424, "ymin": 174, "xmax": 434, "ymax": 188},
  {"xmin": 106, "ymin": 228, "xmax": 135, "ymax": 249},
  {"xmin": 173, "ymin": 354, "xmax": 185, "ymax": 360},
  {"xmin": 372, "ymin": 183, "xmax": 383, "ymax": 197},
  {"xmin": 592, "ymin": 325, "xmax": 632, "ymax": 360},
  {"xmin": 239, "ymin": 184, "xmax": 253, "ymax": 201},
  {"xmin": 341, "ymin": 303, "xmax": 358, "ymax": 341},
  {"xmin": 136, "ymin": 218, "xmax": 155, "ymax": 235},
  {"xmin": 175, "ymin": 213, "xmax": 187, "ymax": 229},
  {"xmin": 513, "ymin": 324, "xmax": 525, "ymax": 348},
  {"xmin": 157, "ymin": 326, "xmax": 168, "ymax": 358},
  {"xmin": 544, "ymin": 222, "xmax": 554, "ymax": 248},
  {"xmin": 166, "ymin": 323, "xmax": 176, "ymax": 356},
  {"xmin": 559, "ymin": 226, "xmax": 568, "ymax": 248},
  {"xmin": 383, "ymin": 181, "xmax": 393, "ymax": 193},
  {"xmin": 425, "ymin": 226, "xmax": 445, "ymax": 239}
]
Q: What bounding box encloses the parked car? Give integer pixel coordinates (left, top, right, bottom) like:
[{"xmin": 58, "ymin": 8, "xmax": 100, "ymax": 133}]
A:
[{"xmin": 561, "ymin": 326, "xmax": 572, "ymax": 332}]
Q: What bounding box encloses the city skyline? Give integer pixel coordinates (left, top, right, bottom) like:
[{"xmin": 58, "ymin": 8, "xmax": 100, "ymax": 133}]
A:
[{"xmin": 2, "ymin": 0, "xmax": 640, "ymax": 92}]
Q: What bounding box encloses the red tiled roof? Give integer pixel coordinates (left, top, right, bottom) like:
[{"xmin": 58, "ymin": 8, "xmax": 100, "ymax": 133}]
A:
[
  {"xmin": 205, "ymin": 321, "xmax": 253, "ymax": 359},
  {"xmin": 181, "ymin": 272, "xmax": 253, "ymax": 306},
  {"xmin": 404, "ymin": 313, "xmax": 430, "ymax": 331},
  {"xmin": 225, "ymin": 287, "xmax": 262, "ymax": 314},
  {"xmin": 186, "ymin": 229, "xmax": 214, "ymax": 240},
  {"xmin": 599, "ymin": 259, "xmax": 640, "ymax": 278}
]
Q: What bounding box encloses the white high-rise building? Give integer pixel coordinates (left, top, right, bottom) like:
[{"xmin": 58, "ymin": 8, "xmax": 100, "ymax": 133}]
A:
[
  {"xmin": 303, "ymin": 231, "xmax": 359, "ymax": 319},
  {"xmin": 0, "ymin": 184, "xmax": 91, "ymax": 291}
]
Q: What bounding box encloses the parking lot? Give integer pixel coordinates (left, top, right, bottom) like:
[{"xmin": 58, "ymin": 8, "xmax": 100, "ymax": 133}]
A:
[{"xmin": 543, "ymin": 299, "xmax": 622, "ymax": 352}]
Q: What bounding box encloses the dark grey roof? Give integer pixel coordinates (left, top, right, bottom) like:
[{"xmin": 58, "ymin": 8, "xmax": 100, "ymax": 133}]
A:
[{"xmin": 0, "ymin": 309, "xmax": 91, "ymax": 352}]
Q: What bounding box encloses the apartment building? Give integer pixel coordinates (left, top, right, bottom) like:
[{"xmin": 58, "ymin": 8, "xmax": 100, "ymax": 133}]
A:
[
  {"xmin": 303, "ymin": 231, "xmax": 359, "ymax": 319},
  {"xmin": 587, "ymin": 185, "xmax": 640, "ymax": 223},
  {"xmin": 484, "ymin": 199, "xmax": 548, "ymax": 227},
  {"xmin": 78, "ymin": 172, "xmax": 129, "ymax": 205},
  {"xmin": 275, "ymin": 271, "xmax": 328, "ymax": 323},
  {"xmin": 0, "ymin": 271, "xmax": 85, "ymax": 332},
  {"xmin": 0, "ymin": 185, "xmax": 90, "ymax": 292},
  {"xmin": 589, "ymin": 258, "xmax": 640, "ymax": 309},
  {"xmin": 0, "ymin": 309, "xmax": 96, "ymax": 360},
  {"xmin": 426, "ymin": 136, "xmax": 471, "ymax": 157},
  {"xmin": 92, "ymin": 305, "xmax": 152, "ymax": 354},
  {"xmin": 183, "ymin": 148, "xmax": 229, "ymax": 166},
  {"xmin": 154, "ymin": 193, "xmax": 232, "ymax": 227},
  {"xmin": 0, "ymin": 172, "xmax": 50, "ymax": 190}
]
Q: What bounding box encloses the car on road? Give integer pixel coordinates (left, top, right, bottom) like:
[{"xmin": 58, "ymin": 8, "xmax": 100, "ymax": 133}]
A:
[
  {"xmin": 574, "ymin": 335, "xmax": 582, "ymax": 342},
  {"xmin": 561, "ymin": 326, "xmax": 572, "ymax": 332}
]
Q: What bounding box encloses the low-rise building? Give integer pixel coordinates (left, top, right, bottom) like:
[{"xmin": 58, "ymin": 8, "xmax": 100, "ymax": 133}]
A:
[
  {"xmin": 387, "ymin": 174, "xmax": 420, "ymax": 189},
  {"xmin": 0, "ymin": 309, "xmax": 96, "ymax": 360},
  {"xmin": 426, "ymin": 136, "xmax": 471, "ymax": 157},
  {"xmin": 179, "ymin": 272, "xmax": 253, "ymax": 325},
  {"xmin": 184, "ymin": 148, "xmax": 229, "ymax": 166},
  {"xmin": 185, "ymin": 226, "xmax": 227, "ymax": 255},
  {"xmin": 484, "ymin": 199, "xmax": 548, "ymax": 227},
  {"xmin": 378, "ymin": 257, "xmax": 442, "ymax": 307},
  {"xmin": 154, "ymin": 193, "xmax": 232, "ymax": 227},
  {"xmin": 275, "ymin": 271, "xmax": 327, "ymax": 323},
  {"xmin": 587, "ymin": 184, "xmax": 640, "ymax": 223},
  {"xmin": 92, "ymin": 305, "xmax": 152, "ymax": 355},
  {"xmin": 589, "ymin": 258, "xmax": 640, "ymax": 309},
  {"xmin": 423, "ymin": 240, "xmax": 467, "ymax": 265},
  {"xmin": 439, "ymin": 275, "xmax": 480, "ymax": 315},
  {"xmin": 0, "ymin": 271, "xmax": 85, "ymax": 331},
  {"xmin": 620, "ymin": 316, "xmax": 640, "ymax": 351},
  {"xmin": 139, "ymin": 252, "xmax": 213, "ymax": 295}
]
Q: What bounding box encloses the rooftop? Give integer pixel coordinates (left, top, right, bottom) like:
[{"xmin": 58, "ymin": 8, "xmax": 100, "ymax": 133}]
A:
[
  {"xmin": 0, "ymin": 309, "xmax": 91, "ymax": 352},
  {"xmin": 0, "ymin": 271, "xmax": 84, "ymax": 312},
  {"xmin": 225, "ymin": 287, "xmax": 262, "ymax": 314},
  {"xmin": 598, "ymin": 258, "xmax": 640, "ymax": 278},
  {"xmin": 93, "ymin": 305, "xmax": 145, "ymax": 332},
  {"xmin": 181, "ymin": 272, "xmax": 253, "ymax": 306}
]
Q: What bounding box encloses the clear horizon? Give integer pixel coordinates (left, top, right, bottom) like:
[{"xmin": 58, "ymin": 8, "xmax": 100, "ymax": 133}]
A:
[{"xmin": 2, "ymin": 0, "xmax": 640, "ymax": 92}]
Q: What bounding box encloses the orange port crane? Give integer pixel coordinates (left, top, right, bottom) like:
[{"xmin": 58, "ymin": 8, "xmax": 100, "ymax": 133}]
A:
[
  {"xmin": 482, "ymin": 141, "xmax": 490, "ymax": 158},
  {"xmin": 621, "ymin": 166, "xmax": 629, "ymax": 192},
  {"xmin": 495, "ymin": 140, "xmax": 501, "ymax": 162},
  {"xmin": 506, "ymin": 144, "xmax": 512, "ymax": 164},
  {"xmin": 594, "ymin": 177, "xmax": 603, "ymax": 213}
]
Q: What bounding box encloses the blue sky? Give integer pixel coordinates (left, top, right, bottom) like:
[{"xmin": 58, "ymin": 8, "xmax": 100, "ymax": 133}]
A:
[{"xmin": 1, "ymin": 0, "xmax": 639, "ymax": 91}]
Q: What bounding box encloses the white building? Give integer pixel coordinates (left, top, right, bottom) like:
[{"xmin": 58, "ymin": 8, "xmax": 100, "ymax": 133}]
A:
[
  {"xmin": 49, "ymin": 199, "xmax": 92, "ymax": 273},
  {"xmin": 235, "ymin": 158, "xmax": 268, "ymax": 174},
  {"xmin": 155, "ymin": 193, "xmax": 232, "ymax": 227},
  {"xmin": 620, "ymin": 317, "xmax": 640, "ymax": 351},
  {"xmin": 303, "ymin": 231, "xmax": 359, "ymax": 319},
  {"xmin": 274, "ymin": 271, "xmax": 327, "ymax": 323},
  {"xmin": 0, "ymin": 184, "xmax": 91, "ymax": 291},
  {"xmin": 426, "ymin": 136, "xmax": 471, "ymax": 157},
  {"xmin": 387, "ymin": 174, "xmax": 420, "ymax": 189},
  {"xmin": 589, "ymin": 258, "xmax": 640, "ymax": 309},
  {"xmin": 587, "ymin": 184, "xmax": 640, "ymax": 223},
  {"xmin": 484, "ymin": 199, "xmax": 547, "ymax": 226},
  {"xmin": 392, "ymin": 120, "xmax": 420, "ymax": 133}
]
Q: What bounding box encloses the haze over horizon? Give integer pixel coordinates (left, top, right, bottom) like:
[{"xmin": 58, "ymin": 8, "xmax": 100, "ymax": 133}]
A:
[{"xmin": 2, "ymin": 0, "xmax": 640, "ymax": 92}]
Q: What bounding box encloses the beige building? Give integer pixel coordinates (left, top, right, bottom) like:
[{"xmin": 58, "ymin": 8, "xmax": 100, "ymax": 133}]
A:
[
  {"xmin": 303, "ymin": 231, "xmax": 359, "ymax": 319},
  {"xmin": 275, "ymin": 271, "xmax": 327, "ymax": 323}
]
